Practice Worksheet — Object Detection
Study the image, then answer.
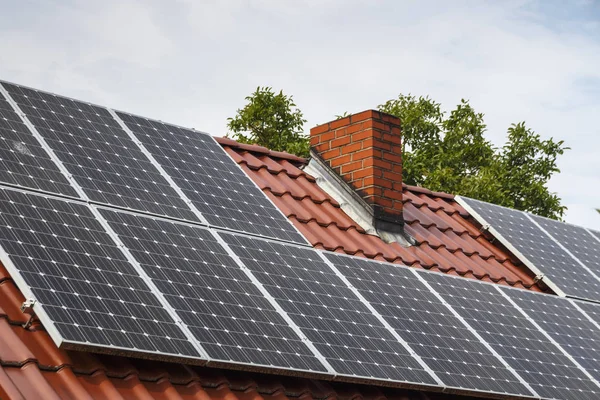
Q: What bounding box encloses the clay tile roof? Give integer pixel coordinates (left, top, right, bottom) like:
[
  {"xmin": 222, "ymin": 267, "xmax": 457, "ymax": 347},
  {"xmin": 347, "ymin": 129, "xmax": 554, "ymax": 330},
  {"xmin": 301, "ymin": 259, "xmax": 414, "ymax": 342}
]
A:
[
  {"xmin": 217, "ymin": 137, "xmax": 542, "ymax": 292},
  {"xmin": 0, "ymin": 136, "xmax": 544, "ymax": 399}
]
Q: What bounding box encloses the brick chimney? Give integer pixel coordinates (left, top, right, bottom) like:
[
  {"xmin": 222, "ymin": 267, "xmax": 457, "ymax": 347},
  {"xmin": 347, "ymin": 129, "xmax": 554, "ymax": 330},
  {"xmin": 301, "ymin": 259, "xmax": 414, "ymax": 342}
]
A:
[{"xmin": 310, "ymin": 110, "xmax": 403, "ymax": 232}]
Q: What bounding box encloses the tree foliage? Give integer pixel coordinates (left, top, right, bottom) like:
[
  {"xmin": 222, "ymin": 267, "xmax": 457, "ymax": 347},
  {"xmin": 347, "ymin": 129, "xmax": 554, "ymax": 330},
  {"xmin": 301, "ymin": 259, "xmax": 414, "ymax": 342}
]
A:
[
  {"xmin": 227, "ymin": 87, "xmax": 309, "ymax": 157},
  {"xmin": 379, "ymin": 95, "xmax": 569, "ymax": 220}
]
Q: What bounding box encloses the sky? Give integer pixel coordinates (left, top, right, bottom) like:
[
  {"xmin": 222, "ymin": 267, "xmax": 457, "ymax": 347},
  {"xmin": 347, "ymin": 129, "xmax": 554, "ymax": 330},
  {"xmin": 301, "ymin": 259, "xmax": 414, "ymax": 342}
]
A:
[{"xmin": 1, "ymin": 0, "xmax": 599, "ymax": 230}]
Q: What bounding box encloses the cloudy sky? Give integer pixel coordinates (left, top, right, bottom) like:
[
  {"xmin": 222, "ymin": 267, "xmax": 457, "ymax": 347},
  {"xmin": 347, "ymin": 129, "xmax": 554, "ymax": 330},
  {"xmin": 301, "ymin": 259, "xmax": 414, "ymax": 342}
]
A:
[{"xmin": 1, "ymin": 0, "xmax": 599, "ymax": 229}]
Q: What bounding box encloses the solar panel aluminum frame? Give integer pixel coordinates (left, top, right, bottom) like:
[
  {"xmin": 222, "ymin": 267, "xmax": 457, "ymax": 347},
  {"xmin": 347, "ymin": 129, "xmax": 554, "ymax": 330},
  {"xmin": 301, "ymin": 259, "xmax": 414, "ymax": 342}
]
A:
[
  {"xmin": 569, "ymin": 299, "xmax": 600, "ymax": 335},
  {"xmin": 0, "ymin": 83, "xmax": 82, "ymax": 200},
  {"xmin": 522, "ymin": 213, "xmax": 600, "ymax": 294},
  {"xmin": 0, "ymin": 189, "xmax": 208, "ymax": 365},
  {"xmin": 455, "ymin": 195, "xmax": 567, "ymax": 298},
  {"xmin": 497, "ymin": 286, "xmax": 600, "ymax": 391},
  {"xmin": 321, "ymin": 250, "xmax": 540, "ymax": 399},
  {"xmin": 588, "ymin": 229, "xmax": 600, "ymax": 243}
]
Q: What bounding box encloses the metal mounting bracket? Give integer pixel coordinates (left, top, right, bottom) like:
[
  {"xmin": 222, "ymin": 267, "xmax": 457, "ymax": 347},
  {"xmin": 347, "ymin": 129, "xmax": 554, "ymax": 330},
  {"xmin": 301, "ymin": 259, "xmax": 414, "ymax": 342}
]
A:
[{"xmin": 20, "ymin": 298, "xmax": 37, "ymax": 329}]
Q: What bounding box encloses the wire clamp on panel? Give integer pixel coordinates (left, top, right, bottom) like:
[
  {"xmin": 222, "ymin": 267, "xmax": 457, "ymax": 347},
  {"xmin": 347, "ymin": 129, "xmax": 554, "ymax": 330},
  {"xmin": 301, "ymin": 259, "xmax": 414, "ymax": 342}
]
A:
[{"xmin": 20, "ymin": 298, "xmax": 37, "ymax": 329}]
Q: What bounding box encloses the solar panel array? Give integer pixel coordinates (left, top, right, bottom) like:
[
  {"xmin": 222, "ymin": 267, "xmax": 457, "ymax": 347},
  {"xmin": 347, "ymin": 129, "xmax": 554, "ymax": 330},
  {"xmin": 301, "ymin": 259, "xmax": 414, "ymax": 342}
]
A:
[
  {"xmin": 458, "ymin": 196, "xmax": 600, "ymax": 302},
  {"xmin": 221, "ymin": 233, "xmax": 437, "ymax": 385},
  {"xmin": 0, "ymin": 188, "xmax": 199, "ymax": 357},
  {"xmin": 100, "ymin": 209, "xmax": 325, "ymax": 372},
  {"xmin": 502, "ymin": 288, "xmax": 600, "ymax": 382},
  {"xmin": 2, "ymin": 80, "xmax": 600, "ymax": 399},
  {"xmin": 422, "ymin": 272, "xmax": 600, "ymax": 400},
  {"xmin": 116, "ymin": 112, "xmax": 307, "ymax": 244},
  {"xmin": 324, "ymin": 253, "xmax": 533, "ymax": 397}
]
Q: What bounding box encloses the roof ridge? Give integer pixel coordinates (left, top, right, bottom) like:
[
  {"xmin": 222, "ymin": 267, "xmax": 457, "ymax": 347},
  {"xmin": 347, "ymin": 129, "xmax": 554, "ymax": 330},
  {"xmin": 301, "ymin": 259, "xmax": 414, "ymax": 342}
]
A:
[{"xmin": 216, "ymin": 137, "xmax": 308, "ymax": 164}]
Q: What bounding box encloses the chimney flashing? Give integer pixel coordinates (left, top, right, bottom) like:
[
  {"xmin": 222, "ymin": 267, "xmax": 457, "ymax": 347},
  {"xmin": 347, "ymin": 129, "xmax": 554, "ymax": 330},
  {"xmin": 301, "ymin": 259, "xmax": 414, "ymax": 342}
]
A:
[{"xmin": 305, "ymin": 152, "xmax": 413, "ymax": 246}]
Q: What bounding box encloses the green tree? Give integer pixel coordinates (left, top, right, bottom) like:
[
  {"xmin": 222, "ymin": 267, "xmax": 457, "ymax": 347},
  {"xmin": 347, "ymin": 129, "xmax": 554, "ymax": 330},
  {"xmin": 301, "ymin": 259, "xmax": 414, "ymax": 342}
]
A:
[
  {"xmin": 379, "ymin": 95, "xmax": 569, "ymax": 220},
  {"xmin": 227, "ymin": 87, "xmax": 309, "ymax": 157}
]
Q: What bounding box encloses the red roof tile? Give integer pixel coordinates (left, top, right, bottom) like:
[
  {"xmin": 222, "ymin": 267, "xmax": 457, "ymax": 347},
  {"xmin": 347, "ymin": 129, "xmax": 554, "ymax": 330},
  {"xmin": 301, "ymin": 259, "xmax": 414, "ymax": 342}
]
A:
[
  {"xmin": 217, "ymin": 137, "xmax": 542, "ymax": 292},
  {"xmin": 0, "ymin": 136, "xmax": 545, "ymax": 399}
]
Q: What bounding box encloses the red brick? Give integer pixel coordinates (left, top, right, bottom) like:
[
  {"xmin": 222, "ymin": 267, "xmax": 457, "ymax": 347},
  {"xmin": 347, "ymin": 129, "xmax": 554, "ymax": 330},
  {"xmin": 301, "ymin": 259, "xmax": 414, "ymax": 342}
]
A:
[
  {"xmin": 341, "ymin": 160, "xmax": 363, "ymax": 174},
  {"xmin": 310, "ymin": 123, "xmax": 330, "ymax": 135},
  {"xmin": 330, "ymin": 155, "xmax": 352, "ymax": 167},
  {"xmin": 322, "ymin": 148, "xmax": 341, "ymax": 159},
  {"xmin": 383, "ymin": 152, "xmax": 402, "ymax": 164},
  {"xmin": 341, "ymin": 142, "xmax": 363, "ymax": 155},
  {"xmin": 382, "ymin": 133, "xmax": 401, "ymax": 145},
  {"xmin": 353, "ymin": 167, "xmax": 378, "ymax": 179},
  {"xmin": 380, "ymin": 113, "xmax": 401, "ymax": 125},
  {"xmin": 392, "ymin": 164, "xmax": 403, "ymax": 173},
  {"xmin": 361, "ymin": 186, "xmax": 383, "ymax": 197},
  {"xmin": 393, "ymin": 201, "xmax": 404, "ymax": 211},
  {"xmin": 310, "ymin": 136, "xmax": 321, "ymax": 146},
  {"xmin": 350, "ymin": 110, "xmax": 377, "ymax": 123},
  {"xmin": 362, "ymin": 138, "xmax": 392, "ymax": 152},
  {"xmin": 321, "ymin": 131, "xmax": 335, "ymax": 142},
  {"xmin": 334, "ymin": 127, "xmax": 348, "ymax": 138},
  {"xmin": 331, "ymin": 136, "xmax": 351, "ymax": 148},
  {"xmin": 372, "ymin": 177, "xmax": 393, "ymax": 189},
  {"xmin": 352, "ymin": 129, "xmax": 380, "ymax": 141},
  {"xmin": 315, "ymin": 142, "xmax": 330, "ymax": 152},
  {"xmin": 329, "ymin": 117, "xmax": 351, "ymax": 130},
  {"xmin": 383, "ymin": 189, "xmax": 403, "ymax": 201},
  {"xmin": 372, "ymin": 196, "xmax": 393, "ymax": 208},
  {"xmin": 366, "ymin": 158, "xmax": 391, "ymax": 170},
  {"xmin": 346, "ymin": 123, "xmax": 364, "ymax": 134},
  {"xmin": 383, "ymin": 171, "xmax": 403, "ymax": 182},
  {"xmin": 351, "ymin": 149, "xmax": 374, "ymax": 161},
  {"xmin": 373, "ymin": 120, "xmax": 392, "ymax": 132}
]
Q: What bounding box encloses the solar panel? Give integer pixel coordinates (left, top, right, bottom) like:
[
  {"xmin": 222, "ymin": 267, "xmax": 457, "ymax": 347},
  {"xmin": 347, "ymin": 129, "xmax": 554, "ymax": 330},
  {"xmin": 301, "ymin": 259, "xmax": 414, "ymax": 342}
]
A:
[
  {"xmin": 0, "ymin": 85, "xmax": 78, "ymax": 197},
  {"xmin": 576, "ymin": 301, "xmax": 600, "ymax": 332},
  {"xmin": 115, "ymin": 112, "xmax": 307, "ymax": 244},
  {"xmin": 501, "ymin": 288, "xmax": 600, "ymax": 382},
  {"xmin": 2, "ymin": 82, "xmax": 198, "ymax": 222},
  {"xmin": 459, "ymin": 196, "xmax": 600, "ymax": 301},
  {"xmin": 323, "ymin": 252, "xmax": 534, "ymax": 397},
  {"xmin": 220, "ymin": 232, "xmax": 438, "ymax": 386},
  {"xmin": 530, "ymin": 214, "xmax": 600, "ymax": 283},
  {"xmin": 0, "ymin": 187, "xmax": 199, "ymax": 358},
  {"xmin": 421, "ymin": 272, "xmax": 600, "ymax": 400},
  {"xmin": 99, "ymin": 208, "xmax": 327, "ymax": 373}
]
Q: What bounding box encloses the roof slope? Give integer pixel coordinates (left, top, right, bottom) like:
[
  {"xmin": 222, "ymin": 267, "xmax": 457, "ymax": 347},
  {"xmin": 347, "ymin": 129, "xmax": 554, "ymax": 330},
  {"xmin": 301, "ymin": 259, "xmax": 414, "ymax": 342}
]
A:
[
  {"xmin": 218, "ymin": 137, "xmax": 541, "ymax": 291},
  {"xmin": 0, "ymin": 137, "xmax": 543, "ymax": 399}
]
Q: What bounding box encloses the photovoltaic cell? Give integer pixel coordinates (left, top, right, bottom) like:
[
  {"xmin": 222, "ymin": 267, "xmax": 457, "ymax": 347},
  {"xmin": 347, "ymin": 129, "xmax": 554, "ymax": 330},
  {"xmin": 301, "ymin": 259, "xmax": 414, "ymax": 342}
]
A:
[
  {"xmin": 2, "ymin": 82, "xmax": 198, "ymax": 222},
  {"xmin": 530, "ymin": 214, "xmax": 600, "ymax": 282},
  {"xmin": 324, "ymin": 253, "xmax": 533, "ymax": 397},
  {"xmin": 501, "ymin": 288, "xmax": 600, "ymax": 382},
  {"xmin": 460, "ymin": 196, "xmax": 600, "ymax": 301},
  {"xmin": 0, "ymin": 88, "xmax": 78, "ymax": 197},
  {"xmin": 421, "ymin": 272, "xmax": 600, "ymax": 400},
  {"xmin": 116, "ymin": 112, "xmax": 307, "ymax": 244},
  {"xmin": 221, "ymin": 233, "xmax": 437, "ymax": 385},
  {"xmin": 100, "ymin": 209, "xmax": 326, "ymax": 372},
  {"xmin": 0, "ymin": 187, "xmax": 198, "ymax": 357}
]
